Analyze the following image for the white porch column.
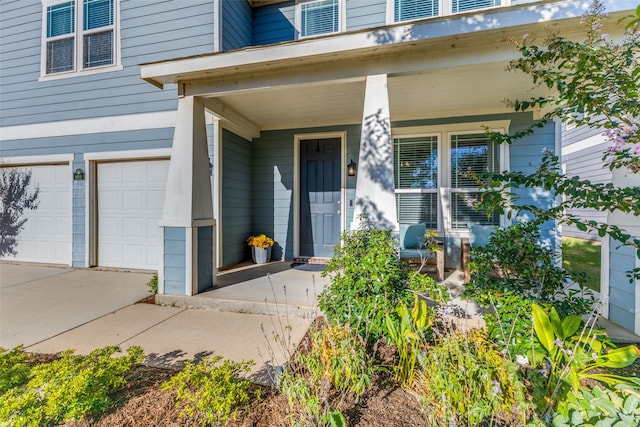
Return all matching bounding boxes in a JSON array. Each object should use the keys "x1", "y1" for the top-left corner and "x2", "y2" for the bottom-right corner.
[
  {"x1": 159, "y1": 96, "x2": 216, "y2": 296},
  {"x1": 350, "y1": 74, "x2": 398, "y2": 231}
]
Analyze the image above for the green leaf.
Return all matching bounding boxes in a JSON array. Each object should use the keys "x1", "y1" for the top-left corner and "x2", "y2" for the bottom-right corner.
[
  {"x1": 576, "y1": 222, "x2": 588, "y2": 232},
  {"x1": 550, "y1": 307, "x2": 563, "y2": 338},
  {"x1": 561, "y1": 315, "x2": 582, "y2": 340},
  {"x1": 603, "y1": 346, "x2": 639, "y2": 368},
  {"x1": 532, "y1": 303, "x2": 555, "y2": 353}
]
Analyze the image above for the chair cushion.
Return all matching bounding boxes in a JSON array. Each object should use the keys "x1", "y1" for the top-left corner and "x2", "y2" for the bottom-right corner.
[
  {"x1": 469, "y1": 224, "x2": 494, "y2": 247},
  {"x1": 400, "y1": 223, "x2": 426, "y2": 249}
]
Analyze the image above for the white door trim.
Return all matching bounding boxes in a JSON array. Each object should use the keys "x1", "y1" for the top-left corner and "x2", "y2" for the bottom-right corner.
[{"x1": 293, "y1": 131, "x2": 346, "y2": 258}]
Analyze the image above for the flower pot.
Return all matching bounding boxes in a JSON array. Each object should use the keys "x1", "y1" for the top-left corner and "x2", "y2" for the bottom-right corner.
[{"x1": 251, "y1": 246, "x2": 271, "y2": 264}]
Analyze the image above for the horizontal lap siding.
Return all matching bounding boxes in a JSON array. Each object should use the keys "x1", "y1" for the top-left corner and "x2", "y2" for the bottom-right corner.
[
  {"x1": 222, "y1": 0, "x2": 252, "y2": 50},
  {"x1": 0, "y1": 128, "x2": 175, "y2": 157},
  {"x1": 251, "y1": 125, "x2": 360, "y2": 260},
  {"x1": 252, "y1": 1, "x2": 295, "y2": 45},
  {"x1": 608, "y1": 238, "x2": 636, "y2": 330},
  {"x1": 346, "y1": 0, "x2": 386, "y2": 31},
  {"x1": 1, "y1": 0, "x2": 214, "y2": 129},
  {"x1": 562, "y1": 141, "x2": 612, "y2": 240},
  {"x1": 222, "y1": 130, "x2": 252, "y2": 267}
]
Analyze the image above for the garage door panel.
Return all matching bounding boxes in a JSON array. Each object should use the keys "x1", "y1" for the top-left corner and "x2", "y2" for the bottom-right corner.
[
  {"x1": 0, "y1": 165, "x2": 72, "y2": 265},
  {"x1": 97, "y1": 160, "x2": 168, "y2": 270}
]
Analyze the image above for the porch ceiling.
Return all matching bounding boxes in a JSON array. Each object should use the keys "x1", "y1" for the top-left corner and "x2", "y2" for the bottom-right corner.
[{"x1": 203, "y1": 59, "x2": 540, "y2": 135}]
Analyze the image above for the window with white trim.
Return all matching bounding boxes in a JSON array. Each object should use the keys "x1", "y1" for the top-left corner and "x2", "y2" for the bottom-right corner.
[
  {"x1": 393, "y1": 131, "x2": 502, "y2": 232},
  {"x1": 298, "y1": 0, "x2": 341, "y2": 38},
  {"x1": 452, "y1": 0, "x2": 501, "y2": 14},
  {"x1": 449, "y1": 133, "x2": 500, "y2": 229},
  {"x1": 43, "y1": 0, "x2": 117, "y2": 76},
  {"x1": 394, "y1": 135, "x2": 439, "y2": 229},
  {"x1": 392, "y1": 0, "x2": 504, "y2": 22}
]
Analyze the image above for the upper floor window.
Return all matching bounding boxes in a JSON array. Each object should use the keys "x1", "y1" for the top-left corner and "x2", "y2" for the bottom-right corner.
[
  {"x1": 392, "y1": 0, "x2": 504, "y2": 23},
  {"x1": 298, "y1": 0, "x2": 341, "y2": 38},
  {"x1": 452, "y1": 0, "x2": 500, "y2": 14},
  {"x1": 394, "y1": 0, "x2": 438, "y2": 22},
  {"x1": 42, "y1": 0, "x2": 118, "y2": 78}
]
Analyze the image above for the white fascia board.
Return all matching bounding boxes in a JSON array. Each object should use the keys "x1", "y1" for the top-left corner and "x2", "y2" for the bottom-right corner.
[
  {"x1": 84, "y1": 148, "x2": 172, "y2": 161},
  {"x1": 1, "y1": 111, "x2": 176, "y2": 141},
  {"x1": 140, "y1": 0, "x2": 634, "y2": 87},
  {"x1": 0, "y1": 154, "x2": 74, "y2": 165}
]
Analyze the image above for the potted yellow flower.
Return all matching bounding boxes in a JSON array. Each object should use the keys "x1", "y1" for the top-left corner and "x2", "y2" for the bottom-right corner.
[{"x1": 246, "y1": 234, "x2": 275, "y2": 264}]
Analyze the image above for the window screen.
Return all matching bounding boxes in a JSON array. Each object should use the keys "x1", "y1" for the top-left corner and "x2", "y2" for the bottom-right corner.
[
  {"x1": 46, "y1": 2, "x2": 75, "y2": 74},
  {"x1": 394, "y1": 0, "x2": 438, "y2": 22},
  {"x1": 301, "y1": 0, "x2": 339, "y2": 37}
]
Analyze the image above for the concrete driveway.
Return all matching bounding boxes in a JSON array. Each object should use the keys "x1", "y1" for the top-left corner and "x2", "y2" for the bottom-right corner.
[{"x1": 0, "y1": 262, "x2": 318, "y2": 379}]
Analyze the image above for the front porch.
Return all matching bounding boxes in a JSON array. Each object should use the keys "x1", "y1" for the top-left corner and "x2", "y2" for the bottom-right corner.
[{"x1": 140, "y1": 9, "x2": 560, "y2": 296}]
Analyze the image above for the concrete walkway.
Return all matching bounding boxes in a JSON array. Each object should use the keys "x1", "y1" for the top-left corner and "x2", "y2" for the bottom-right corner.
[{"x1": 0, "y1": 261, "x2": 324, "y2": 382}]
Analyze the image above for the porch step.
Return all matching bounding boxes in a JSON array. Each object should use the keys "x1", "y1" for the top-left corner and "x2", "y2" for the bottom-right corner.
[
  {"x1": 292, "y1": 257, "x2": 330, "y2": 265},
  {"x1": 154, "y1": 294, "x2": 318, "y2": 319}
]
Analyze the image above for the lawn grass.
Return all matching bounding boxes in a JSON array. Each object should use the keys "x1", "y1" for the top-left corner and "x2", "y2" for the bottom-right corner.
[{"x1": 562, "y1": 236, "x2": 601, "y2": 292}]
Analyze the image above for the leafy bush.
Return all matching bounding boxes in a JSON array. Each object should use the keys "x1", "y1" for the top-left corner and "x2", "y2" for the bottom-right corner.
[
  {"x1": 552, "y1": 385, "x2": 640, "y2": 426},
  {"x1": 466, "y1": 222, "x2": 592, "y2": 315},
  {"x1": 527, "y1": 303, "x2": 640, "y2": 418},
  {"x1": 319, "y1": 220, "x2": 446, "y2": 344},
  {"x1": 146, "y1": 274, "x2": 158, "y2": 294},
  {"x1": 162, "y1": 355, "x2": 256, "y2": 426},
  {"x1": 385, "y1": 294, "x2": 436, "y2": 387},
  {"x1": 0, "y1": 346, "x2": 143, "y2": 427},
  {"x1": 278, "y1": 322, "x2": 373, "y2": 426},
  {"x1": 0, "y1": 346, "x2": 30, "y2": 394},
  {"x1": 414, "y1": 329, "x2": 531, "y2": 426}
]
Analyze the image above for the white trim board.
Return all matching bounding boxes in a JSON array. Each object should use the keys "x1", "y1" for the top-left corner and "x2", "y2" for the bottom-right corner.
[
  {"x1": 0, "y1": 154, "x2": 74, "y2": 165},
  {"x1": 1, "y1": 111, "x2": 176, "y2": 141},
  {"x1": 563, "y1": 133, "x2": 606, "y2": 156}
]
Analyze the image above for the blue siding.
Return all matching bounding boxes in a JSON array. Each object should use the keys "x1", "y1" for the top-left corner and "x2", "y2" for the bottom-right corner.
[
  {"x1": 164, "y1": 227, "x2": 186, "y2": 295},
  {"x1": 346, "y1": 0, "x2": 386, "y2": 31},
  {"x1": 0, "y1": 128, "x2": 174, "y2": 158},
  {"x1": 222, "y1": 129, "x2": 252, "y2": 267},
  {"x1": 252, "y1": 1, "x2": 295, "y2": 45},
  {"x1": 222, "y1": 0, "x2": 252, "y2": 50},
  {"x1": 609, "y1": 237, "x2": 636, "y2": 330},
  {"x1": 1, "y1": 0, "x2": 214, "y2": 128},
  {"x1": 197, "y1": 226, "x2": 213, "y2": 292},
  {"x1": 251, "y1": 125, "x2": 360, "y2": 260},
  {"x1": 72, "y1": 153, "x2": 85, "y2": 267}
]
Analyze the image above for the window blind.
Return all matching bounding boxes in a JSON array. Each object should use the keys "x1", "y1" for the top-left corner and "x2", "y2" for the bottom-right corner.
[
  {"x1": 301, "y1": 0, "x2": 338, "y2": 37},
  {"x1": 84, "y1": 0, "x2": 113, "y2": 30},
  {"x1": 450, "y1": 134, "x2": 498, "y2": 188},
  {"x1": 396, "y1": 193, "x2": 438, "y2": 228},
  {"x1": 394, "y1": 136, "x2": 438, "y2": 189},
  {"x1": 394, "y1": 0, "x2": 438, "y2": 22},
  {"x1": 450, "y1": 192, "x2": 499, "y2": 229},
  {"x1": 452, "y1": 0, "x2": 500, "y2": 13},
  {"x1": 47, "y1": 2, "x2": 75, "y2": 37}
]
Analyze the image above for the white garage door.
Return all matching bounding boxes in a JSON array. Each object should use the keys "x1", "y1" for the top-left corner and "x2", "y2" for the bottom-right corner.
[
  {"x1": 97, "y1": 160, "x2": 169, "y2": 270},
  {"x1": 0, "y1": 164, "x2": 72, "y2": 265}
]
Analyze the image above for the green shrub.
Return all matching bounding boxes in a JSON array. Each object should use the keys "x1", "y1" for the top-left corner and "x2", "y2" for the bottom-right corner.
[
  {"x1": 147, "y1": 274, "x2": 158, "y2": 294},
  {"x1": 466, "y1": 222, "x2": 593, "y2": 316},
  {"x1": 385, "y1": 294, "x2": 436, "y2": 387},
  {"x1": 0, "y1": 346, "x2": 143, "y2": 427},
  {"x1": 0, "y1": 346, "x2": 30, "y2": 395},
  {"x1": 278, "y1": 322, "x2": 373, "y2": 426},
  {"x1": 414, "y1": 330, "x2": 531, "y2": 426},
  {"x1": 552, "y1": 385, "x2": 640, "y2": 426},
  {"x1": 162, "y1": 355, "x2": 256, "y2": 426},
  {"x1": 319, "y1": 220, "x2": 446, "y2": 344}
]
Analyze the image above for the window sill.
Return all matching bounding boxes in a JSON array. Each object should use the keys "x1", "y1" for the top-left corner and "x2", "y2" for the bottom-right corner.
[{"x1": 39, "y1": 64, "x2": 123, "y2": 82}]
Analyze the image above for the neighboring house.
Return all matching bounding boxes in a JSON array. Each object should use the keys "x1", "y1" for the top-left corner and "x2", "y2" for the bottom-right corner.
[
  {"x1": 561, "y1": 123, "x2": 612, "y2": 241},
  {"x1": 2, "y1": 1, "x2": 637, "y2": 314}
]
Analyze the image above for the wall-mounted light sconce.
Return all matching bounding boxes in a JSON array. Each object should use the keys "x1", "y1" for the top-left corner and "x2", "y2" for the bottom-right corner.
[
  {"x1": 347, "y1": 159, "x2": 357, "y2": 177},
  {"x1": 73, "y1": 168, "x2": 85, "y2": 181}
]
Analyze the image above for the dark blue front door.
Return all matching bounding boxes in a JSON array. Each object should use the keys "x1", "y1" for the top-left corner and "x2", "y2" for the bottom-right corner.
[{"x1": 300, "y1": 138, "x2": 341, "y2": 258}]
